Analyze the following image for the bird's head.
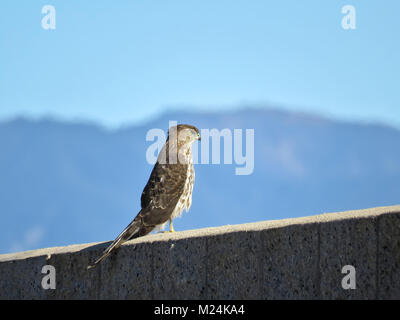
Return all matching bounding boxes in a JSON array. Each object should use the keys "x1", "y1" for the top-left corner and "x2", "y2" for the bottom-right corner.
[{"x1": 168, "y1": 124, "x2": 201, "y2": 145}]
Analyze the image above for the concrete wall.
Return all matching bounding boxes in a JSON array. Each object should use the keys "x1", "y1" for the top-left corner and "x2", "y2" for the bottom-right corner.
[{"x1": 1, "y1": 205, "x2": 399, "y2": 300}]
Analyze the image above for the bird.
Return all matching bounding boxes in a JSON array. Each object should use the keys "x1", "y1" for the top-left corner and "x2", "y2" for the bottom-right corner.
[{"x1": 88, "y1": 124, "x2": 201, "y2": 269}]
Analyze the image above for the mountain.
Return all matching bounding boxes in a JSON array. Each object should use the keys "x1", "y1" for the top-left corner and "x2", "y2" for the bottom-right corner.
[{"x1": 1, "y1": 108, "x2": 399, "y2": 253}]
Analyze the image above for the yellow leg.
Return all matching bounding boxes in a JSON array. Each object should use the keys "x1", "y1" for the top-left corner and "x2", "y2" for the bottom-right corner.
[
  {"x1": 169, "y1": 219, "x2": 175, "y2": 233},
  {"x1": 160, "y1": 219, "x2": 176, "y2": 233}
]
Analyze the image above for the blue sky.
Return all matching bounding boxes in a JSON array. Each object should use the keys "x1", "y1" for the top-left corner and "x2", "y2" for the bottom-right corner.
[{"x1": 0, "y1": 0, "x2": 399, "y2": 128}]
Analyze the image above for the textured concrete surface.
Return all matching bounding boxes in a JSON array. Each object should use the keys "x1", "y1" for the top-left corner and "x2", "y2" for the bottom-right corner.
[{"x1": 0, "y1": 205, "x2": 399, "y2": 299}]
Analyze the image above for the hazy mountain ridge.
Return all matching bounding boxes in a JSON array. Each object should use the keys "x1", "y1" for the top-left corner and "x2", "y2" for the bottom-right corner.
[{"x1": 1, "y1": 108, "x2": 399, "y2": 253}]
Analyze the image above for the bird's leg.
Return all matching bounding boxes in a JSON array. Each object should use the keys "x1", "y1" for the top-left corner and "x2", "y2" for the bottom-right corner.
[
  {"x1": 169, "y1": 219, "x2": 175, "y2": 233},
  {"x1": 160, "y1": 219, "x2": 176, "y2": 233}
]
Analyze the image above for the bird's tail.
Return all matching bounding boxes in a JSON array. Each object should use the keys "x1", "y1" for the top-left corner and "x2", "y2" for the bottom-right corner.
[{"x1": 87, "y1": 216, "x2": 142, "y2": 270}]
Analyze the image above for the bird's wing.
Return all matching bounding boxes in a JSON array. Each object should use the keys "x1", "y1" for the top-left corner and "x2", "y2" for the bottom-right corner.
[{"x1": 140, "y1": 162, "x2": 188, "y2": 226}]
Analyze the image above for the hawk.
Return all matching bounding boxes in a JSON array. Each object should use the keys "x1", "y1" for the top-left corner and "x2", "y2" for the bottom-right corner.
[{"x1": 88, "y1": 124, "x2": 201, "y2": 269}]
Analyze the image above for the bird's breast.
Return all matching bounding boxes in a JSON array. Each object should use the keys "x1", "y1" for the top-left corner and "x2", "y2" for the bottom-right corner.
[{"x1": 171, "y1": 162, "x2": 195, "y2": 220}]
